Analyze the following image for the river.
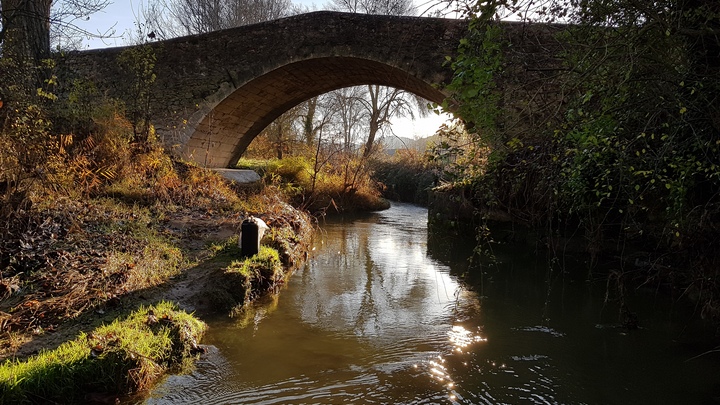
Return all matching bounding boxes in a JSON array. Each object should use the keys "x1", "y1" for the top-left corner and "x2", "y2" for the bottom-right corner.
[{"x1": 142, "y1": 202, "x2": 720, "y2": 404}]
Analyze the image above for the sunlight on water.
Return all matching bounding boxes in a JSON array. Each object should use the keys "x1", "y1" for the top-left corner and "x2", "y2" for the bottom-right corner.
[
  {"x1": 411, "y1": 324, "x2": 492, "y2": 403},
  {"x1": 448, "y1": 325, "x2": 488, "y2": 350}
]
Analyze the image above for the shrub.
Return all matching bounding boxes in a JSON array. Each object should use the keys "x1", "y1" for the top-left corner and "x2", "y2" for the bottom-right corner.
[{"x1": 372, "y1": 149, "x2": 439, "y2": 205}]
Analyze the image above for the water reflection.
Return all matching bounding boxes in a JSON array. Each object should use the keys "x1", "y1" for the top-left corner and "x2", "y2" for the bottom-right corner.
[
  {"x1": 144, "y1": 203, "x2": 471, "y2": 404},
  {"x1": 143, "y1": 202, "x2": 720, "y2": 405}
]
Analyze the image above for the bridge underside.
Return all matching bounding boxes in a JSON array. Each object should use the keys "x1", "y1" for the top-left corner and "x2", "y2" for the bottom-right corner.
[{"x1": 182, "y1": 56, "x2": 448, "y2": 168}]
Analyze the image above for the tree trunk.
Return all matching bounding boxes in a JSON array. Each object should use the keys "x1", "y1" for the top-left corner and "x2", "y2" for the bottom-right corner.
[
  {"x1": 363, "y1": 111, "x2": 379, "y2": 158},
  {"x1": 1, "y1": 0, "x2": 53, "y2": 65},
  {"x1": 275, "y1": 124, "x2": 284, "y2": 159},
  {"x1": 303, "y1": 97, "x2": 317, "y2": 146},
  {"x1": 362, "y1": 85, "x2": 382, "y2": 158}
]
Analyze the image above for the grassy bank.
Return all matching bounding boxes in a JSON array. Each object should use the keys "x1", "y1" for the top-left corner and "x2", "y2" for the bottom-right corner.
[
  {"x1": 0, "y1": 111, "x2": 315, "y2": 351},
  {"x1": 0, "y1": 154, "x2": 313, "y2": 399},
  {"x1": 0, "y1": 302, "x2": 206, "y2": 404},
  {"x1": 196, "y1": 213, "x2": 312, "y2": 316}
]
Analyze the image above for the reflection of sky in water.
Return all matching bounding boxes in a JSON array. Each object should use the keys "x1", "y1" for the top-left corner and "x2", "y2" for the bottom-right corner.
[{"x1": 298, "y1": 204, "x2": 462, "y2": 345}]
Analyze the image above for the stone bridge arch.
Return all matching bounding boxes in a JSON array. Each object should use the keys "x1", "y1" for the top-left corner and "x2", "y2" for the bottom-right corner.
[
  {"x1": 186, "y1": 56, "x2": 449, "y2": 167},
  {"x1": 59, "y1": 11, "x2": 564, "y2": 168},
  {"x1": 168, "y1": 11, "x2": 469, "y2": 168},
  {"x1": 60, "y1": 11, "x2": 468, "y2": 168}
]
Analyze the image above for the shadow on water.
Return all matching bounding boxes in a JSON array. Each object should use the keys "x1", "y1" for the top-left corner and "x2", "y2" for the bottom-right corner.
[{"x1": 141, "y1": 202, "x2": 720, "y2": 405}]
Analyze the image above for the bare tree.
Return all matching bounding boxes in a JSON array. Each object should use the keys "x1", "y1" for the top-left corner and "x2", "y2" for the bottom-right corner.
[
  {"x1": 145, "y1": 0, "x2": 292, "y2": 37},
  {"x1": 226, "y1": 0, "x2": 291, "y2": 27},
  {"x1": 330, "y1": 0, "x2": 416, "y2": 15},
  {"x1": 326, "y1": 0, "x2": 430, "y2": 158},
  {"x1": 168, "y1": 0, "x2": 226, "y2": 35},
  {"x1": 50, "y1": 0, "x2": 113, "y2": 49},
  {"x1": 360, "y1": 85, "x2": 424, "y2": 157},
  {"x1": 300, "y1": 95, "x2": 336, "y2": 147},
  {"x1": 330, "y1": 86, "x2": 368, "y2": 151}
]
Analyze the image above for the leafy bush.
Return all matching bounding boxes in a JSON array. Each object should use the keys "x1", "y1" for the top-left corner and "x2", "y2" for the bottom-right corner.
[{"x1": 265, "y1": 156, "x2": 314, "y2": 190}]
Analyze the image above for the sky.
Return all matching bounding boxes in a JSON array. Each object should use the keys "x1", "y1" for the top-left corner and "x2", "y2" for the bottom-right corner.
[{"x1": 72, "y1": 0, "x2": 452, "y2": 140}]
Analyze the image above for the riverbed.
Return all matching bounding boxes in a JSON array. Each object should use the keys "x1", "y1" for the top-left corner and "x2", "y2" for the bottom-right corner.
[{"x1": 141, "y1": 202, "x2": 720, "y2": 404}]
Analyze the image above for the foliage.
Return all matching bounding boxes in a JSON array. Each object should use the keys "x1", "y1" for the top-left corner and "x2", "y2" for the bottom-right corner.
[
  {"x1": 0, "y1": 301, "x2": 206, "y2": 404},
  {"x1": 0, "y1": 14, "x2": 317, "y2": 376},
  {"x1": 371, "y1": 148, "x2": 439, "y2": 205},
  {"x1": 440, "y1": 0, "x2": 720, "y2": 318},
  {"x1": 429, "y1": 119, "x2": 491, "y2": 188},
  {"x1": 239, "y1": 155, "x2": 389, "y2": 214},
  {"x1": 53, "y1": 107, "x2": 135, "y2": 195},
  {"x1": 442, "y1": 22, "x2": 502, "y2": 143},
  {"x1": 0, "y1": 104, "x2": 55, "y2": 210},
  {"x1": 435, "y1": 18, "x2": 505, "y2": 208},
  {"x1": 0, "y1": 54, "x2": 59, "y2": 218},
  {"x1": 553, "y1": 20, "x2": 720, "y2": 238},
  {"x1": 265, "y1": 156, "x2": 314, "y2": 191},
  {"x1": 117, "y1": 43, "x2": 158, "y2": 143}
]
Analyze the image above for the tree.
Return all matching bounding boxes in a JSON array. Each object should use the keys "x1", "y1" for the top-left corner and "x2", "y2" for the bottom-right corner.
[
  {"x1": 0, "y1": 0, "x2": 110, "y2": 62},
  {"x1": 145, "y1": 0, "x2": 292, "y2": 37},
  {"x1": 165, "y1": 0, "x2": 227, "y2": 35},
  {"x1": 1, "y1": 0, "x2": 53, "y2": 64},
  {"x1": 325, "y1": 86, "x2": 367, "y2": 152},
  {"x1": 328, "y1": 0, "x2": 430, "y2": 158},
  {"x1": 360, "y1": 85, "x2": 427, "y2": 158},
  {"x1": 263, "y1": 104, "x2": 302, "y2": 159},
  {"x1": 300, "y1": 95, "x2": 335, "y2": 147},
  {"x1": 330, "y1": 0, "x2": 416, "y2": 15},
  {"x1": 0, "y1": 0, "x2": 111, "y2": 218},
  {"x1": 226, "y1": 0, "x2": 291, "y2": 27}
]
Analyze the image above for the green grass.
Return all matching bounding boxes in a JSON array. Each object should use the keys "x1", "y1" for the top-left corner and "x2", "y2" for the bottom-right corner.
[
  {"x1": 0, "y1": 302, "x2": 206, "y2": 404},
  {"x1": 237, "y1": 157, "x2": 313, "y2": 188},
  {"x1": 235, "y1": 157, "x2": 271, "y2": 172},
  {"x1": 227, "y1": 246, "x2": 281, "y2": 279},
  {"x1": 208, "y1": 235, "x2": 242, "y2": 257},
  {"x1": 220, "y1": 246, "x2": 283, "y2": 311}
]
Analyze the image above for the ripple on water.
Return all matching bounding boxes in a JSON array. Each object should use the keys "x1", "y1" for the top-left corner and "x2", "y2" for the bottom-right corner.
[{"x1": 512, "y1": 325, "x2": 566, "y2": 337}]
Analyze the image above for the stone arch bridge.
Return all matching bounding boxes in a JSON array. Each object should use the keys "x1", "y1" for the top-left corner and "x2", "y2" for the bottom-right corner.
[{"x1": 60, "y1": 11, "x2": 562, "y2": 168}]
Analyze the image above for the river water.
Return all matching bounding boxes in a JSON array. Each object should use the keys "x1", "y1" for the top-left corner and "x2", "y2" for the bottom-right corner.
[{"x1": 143, "y1": 203, "x2": 720, "y2": 404}]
